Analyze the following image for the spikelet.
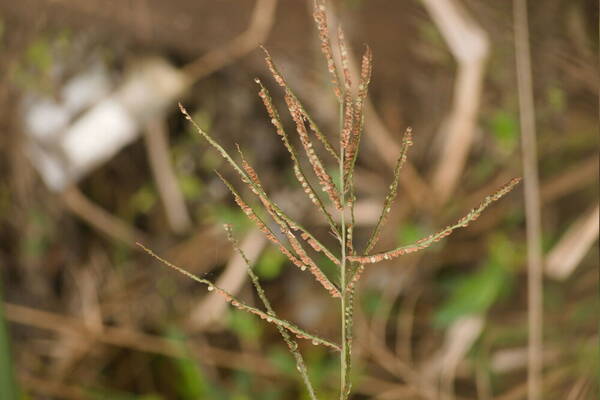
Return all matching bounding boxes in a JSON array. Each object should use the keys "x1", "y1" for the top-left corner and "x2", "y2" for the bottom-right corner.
[
  {"x1": 285, "y1": 93, "x2": 343, "y2": 210},
  {"x1": 223, "y1": 225, "x2": 319, "y2": 398},
  {"x1": 255, "y1": 79, "x2": 339, "y2": 232},
  {"x1": 337, "y1": 26, "x2": 352, "y2": 92},
  {"x1": 349, "y1": 178, "x2": 522, "y2": 264},
  {"x1": 137, "y1": 242, "x2": 340, "y2": 351},
  {"x1": 363, "y1": 127, "x2": 413, "y2": 255},
  {"x1": 235, "y1": 149, "x2": 341, "y2": 297},
  {"x1": 180, "y1": 103, "x2": 338, "y2": 267},
  {"x1": 341, "y1": 93, "x2": 356, "y2": 184},
  {"x1": 261, "y1": 47, "x2": 340, "y2": 162},
  {"x1": 313, "y1": 0, "x2": 341, "y2": 100},
  {"x1": 215, "y1": 172, "x2": 308, "y2": 271}
]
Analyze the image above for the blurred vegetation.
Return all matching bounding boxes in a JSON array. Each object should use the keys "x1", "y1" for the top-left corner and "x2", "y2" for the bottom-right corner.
[{"x1": 0, "y1": 0, "x2": 597, "y2": 399}]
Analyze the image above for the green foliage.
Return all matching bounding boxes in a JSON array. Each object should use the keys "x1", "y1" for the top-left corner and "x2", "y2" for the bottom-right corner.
[
  {"x1": 178, "y1": 174, "x2": 204, "y2": 202},
  {"x1": 256, "y1": 247, "x2": 286, "y2": 280},
  {"x1": 130, "y1": 184, "x2": 158, "y2": 215},
  {"x1": 435, "y1": 235, "x2": 517, "y2": 327},
  {"x1": 396, "y1": 222, "x2": 427, "y2": 246},
  {"x1": 360, "y1": 288, "x2": 383, "y2": 317},
  {"x1": 165, "y1": 329, "x2": 225, "y2": 400},
  {"x1": 267, "y1": 347, "x2": 298, "y2": 377},
  {"x1": 20, "y1": 208, "x2": 52, "y2": 260},
  {"x1": 546, "y1": 86, "x2": 566, "y2": 112},
  {"x1": 228, "y1": 308, "x2": 264, "y2": 344},
  {"x1": 489, "y1": 110, "x2": 518, "y2": 153},
  {"x1": 210, "y1": 203, "x2": 252, "y2": 233}
]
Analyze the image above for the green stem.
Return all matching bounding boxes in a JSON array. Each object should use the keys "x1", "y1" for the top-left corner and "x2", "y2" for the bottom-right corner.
[{"x1": 339, "y1": 101, "x2": 349, "y2": 400}]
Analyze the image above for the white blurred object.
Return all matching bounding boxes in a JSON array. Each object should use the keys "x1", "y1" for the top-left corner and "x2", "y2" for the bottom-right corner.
[
  {"x1": 24, "y1": 58, "x2": 187, "y2": 191},
  {"x1": 545, "y1": 205, "x2": 599, "y2": 280}
]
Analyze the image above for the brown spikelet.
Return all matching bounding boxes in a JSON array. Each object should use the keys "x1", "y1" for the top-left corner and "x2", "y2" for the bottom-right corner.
[
  {"x1": 300, "y1": 232, "x2": 341, "y2": 266},
  {"x1": 260, "y1": 49, "x2": 340, "y2": 162},
  {"x1": 313, "y1": 0, "x2": 341, "y2": 100},
  {"x1": 216, "y1": 172, "x2": 307, "y2": 269},
  {"x1": 219, "y1": 167, "x2": 340, "y2": 297},
  {"x1": 337, "y1": 26, "x2": 352, "y2": 91},
  {"x1": 363, "y1": 127, "x2": 413, "y2": 254},
  {"x1": 344, "y1": 45, "x2": 373, "y2": 192},
  {"x1": 255, "y1": 79, "x2": 340, "y2": 234},
  {"x1": 286, "y1": 230, "x2": 341, "y2": 298},
  {"x1": 285, "y1": 93, "x2": 343, "y2": 210},
  {"x1": 349, "y1": 177, "x2": 522, "y2": 264},
  {"x1": 341, "y1": 92, "x2": 356, "y2": 181}
]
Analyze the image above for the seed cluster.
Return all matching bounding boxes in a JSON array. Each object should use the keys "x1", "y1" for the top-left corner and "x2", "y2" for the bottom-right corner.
[
  {"x1": 313, "y1": 1, "x2": 341, "y2": 100},
  {"x1": 285, "y1": 94, "x2": 343, "y2": 210},
  {"x1": 350, "y1": 177, "x2": 522, "y2": 264}
]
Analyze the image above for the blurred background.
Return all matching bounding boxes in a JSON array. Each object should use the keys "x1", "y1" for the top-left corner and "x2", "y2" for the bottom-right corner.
[{"x1": 0, "y1": 0, "x2": 597, "y2": 399}]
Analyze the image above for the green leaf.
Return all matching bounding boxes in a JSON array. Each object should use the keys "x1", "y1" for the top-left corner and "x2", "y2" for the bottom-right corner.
[
  {"x1": 130, "y1": 185, "x2": 157, "y2": 214},
  {"x1": 435, "y1": 235, "x2": 516, "y2": 327},
  {"x1": 164, "y1": 328, "x2": 224, "y2": 400},
  {"x1": 178, "y1": 175, "x2": 203, "y2": 201},
  {"x1": 228, "y1": 309, "x2": 263, "y2": 344},
  {"x1": 489, "y1": 110, "x2": 518, "y2": 153},
  {"x1": 267, "y1": 347, "x2": 297, "y2": 377},
  {"x1": 256, "y1": 247, "x2": 286, "y2": 280},
  {"x1": 397, "y1": 222, "x2": 427, "y2": 245}
]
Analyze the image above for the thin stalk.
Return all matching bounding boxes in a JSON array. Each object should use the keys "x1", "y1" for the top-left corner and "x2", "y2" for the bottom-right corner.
[
  {"x1": 338, "y1": 100, "x2": 350, "y2": 399},
  {"x1": 513, "y1": 0, "x2": 543, "y2": 399}
]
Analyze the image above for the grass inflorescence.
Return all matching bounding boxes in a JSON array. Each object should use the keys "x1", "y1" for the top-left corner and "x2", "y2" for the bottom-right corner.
[{"x1": 138, "y1": 1, "x2": 520, "y2": 398}]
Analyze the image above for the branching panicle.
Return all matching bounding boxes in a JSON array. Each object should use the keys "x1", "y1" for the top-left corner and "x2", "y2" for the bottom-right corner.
[
  {"x1": 349, "y1": 178, "x2": 522, "y2": 264},
  {"x1": 224, "y1": 225, "x2": 319, "y2": 400},
  {"x1": 364, "y1": 127, "x2": 413, "y2": 254},
  {"x1": 285, "y1": 93, "x2": 343, "y2": 210},
  {"x1": 137, "y1": 242, "x2": 340, "y2": 351},
  {"x1": 157, "y1": 4, "x2": 521, "y2": 399},
  {"x1": 313, "y1": 0, "x2": 342, "y2": 100}
]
